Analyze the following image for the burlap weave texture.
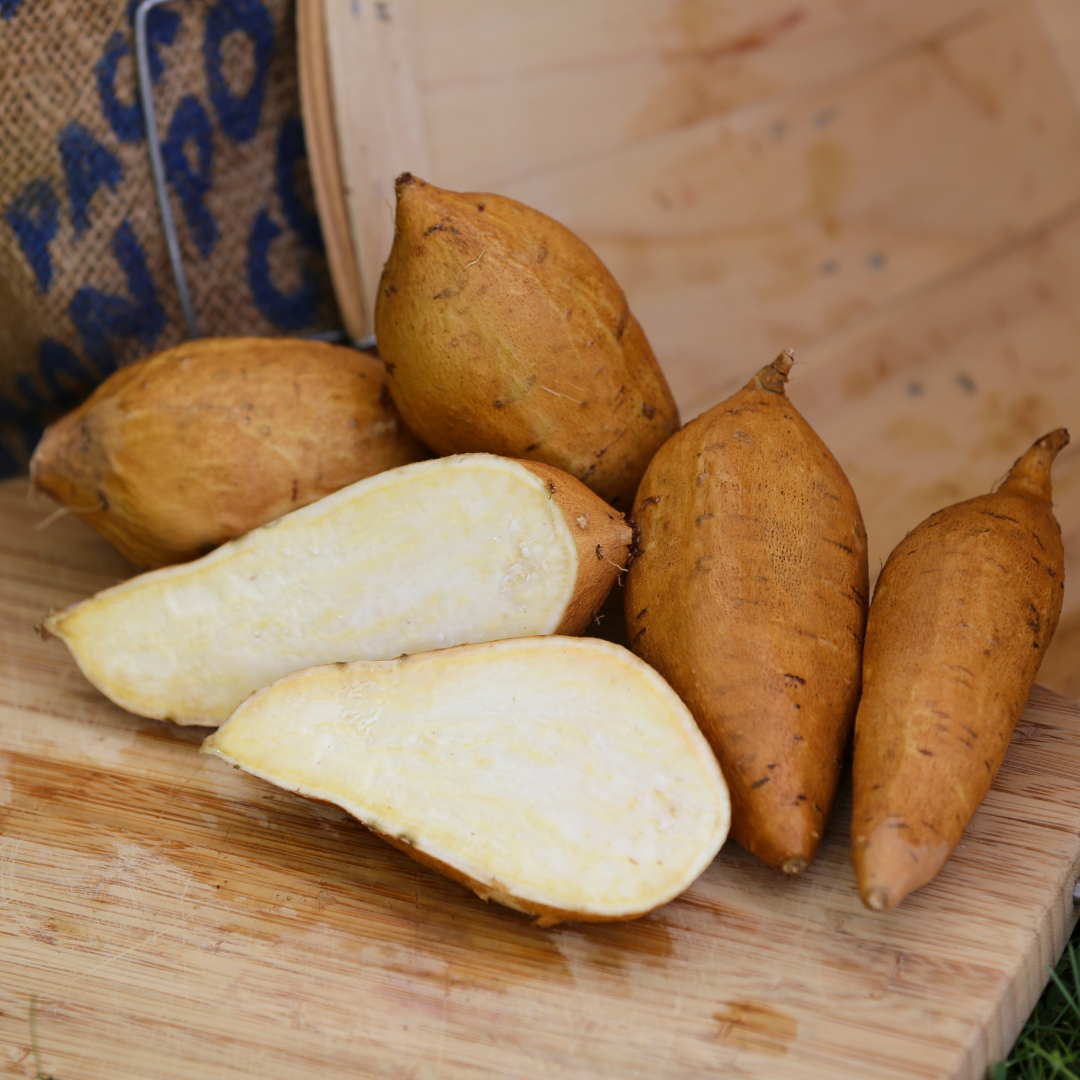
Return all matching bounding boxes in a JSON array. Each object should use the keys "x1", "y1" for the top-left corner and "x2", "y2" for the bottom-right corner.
[{"x1": 0, "y1": 0, "x2": 338, "y2": 476}]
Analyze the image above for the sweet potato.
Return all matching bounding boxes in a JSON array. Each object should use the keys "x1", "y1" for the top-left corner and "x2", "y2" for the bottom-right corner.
[
  {"x1": 374, "y1": 173, "x2": 680, "y2": 511},
  {"x1": 202, "y1": 636, "x2": 730, "y2": 926},
  {"x1": 30, "y1": 337, "x2": 428, "y2": 568},
  {"x1": 44, "y1": 454, "x2": 633, "y2": 726},
  {"x1": 625, "y1": 352, "x2": 869, "y2": 874},
  {"x1": 851, "y1": 429, "x2": 1069, "y2": 912}
]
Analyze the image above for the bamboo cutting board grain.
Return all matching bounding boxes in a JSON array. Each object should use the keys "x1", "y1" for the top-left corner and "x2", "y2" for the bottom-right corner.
[{"x1": 1, "y1": 478, "x2": 1080, "y2": 1079}]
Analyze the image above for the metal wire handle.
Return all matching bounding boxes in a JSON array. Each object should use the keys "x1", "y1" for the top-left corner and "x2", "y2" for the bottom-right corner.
[
  {"x1": 134, "y1": 0, "x2": 374, "y2": 349},
  {"x1": 135, "y1": 0, "x2": 200, "y2": 339}
]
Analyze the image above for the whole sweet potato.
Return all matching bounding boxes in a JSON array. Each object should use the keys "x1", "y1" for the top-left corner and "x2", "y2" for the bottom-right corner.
[
  {"x1": 30, "y1": 337, "x2": 428, "y2": 568},
  {"x1": 851, "y1": 429, "x2": 1069, "y2": 912},
  {"x1": 625, "y1": 351, "x2": 869, "y2": 874},
  {"x1": 374, "y1": 173, "x2": 680, "y2": 511}
]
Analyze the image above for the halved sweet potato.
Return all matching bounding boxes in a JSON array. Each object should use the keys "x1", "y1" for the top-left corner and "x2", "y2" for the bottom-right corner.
[
  {"x1": 44, "y1": 455, "x2": 632, "y2": 726},
  {"x1": 203, "y1": 636, "x2": 730, "y2": 925}
]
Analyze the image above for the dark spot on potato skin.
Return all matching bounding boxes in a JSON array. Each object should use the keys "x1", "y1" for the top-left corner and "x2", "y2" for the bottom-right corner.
[
  {"x1": 751, "y1": 777, "x2": 770, "y2": 789},
  {"x1": 423, "y1": 222, "x2": 460, "y2": 236},
  {"x1": 595, "y1": 544, "x2": 603, "y2": 560},
  {"x1": 1027, "y1": 602, "x2": 1042, "y2": 638},
  {"x1": 642, "y1": 402, "x2": 656, "y2": 419}
]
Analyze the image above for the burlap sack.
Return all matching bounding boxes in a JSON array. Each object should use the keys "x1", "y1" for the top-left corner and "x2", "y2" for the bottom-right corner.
[{"x1": 0, "y1": 0, "x2": 339, "y2": 477}]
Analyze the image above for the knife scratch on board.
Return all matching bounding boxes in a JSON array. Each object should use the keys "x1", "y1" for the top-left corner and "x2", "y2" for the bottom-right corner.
[{"x1": 28, "y1": 994, "x2": 57, "y2": 1080}]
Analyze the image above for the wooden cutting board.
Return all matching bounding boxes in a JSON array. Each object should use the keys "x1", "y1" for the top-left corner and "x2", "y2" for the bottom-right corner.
[{"x1": 1, "y1": 477, "x2": 1079, "y2": 1080}]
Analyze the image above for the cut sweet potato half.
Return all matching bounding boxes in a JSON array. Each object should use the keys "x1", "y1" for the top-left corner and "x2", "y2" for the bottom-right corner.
[
  {"x1": 203, "y1": 636, "x2": 730, "y2": 925},
  {"x1": 45, "y1": 455, "x2": 631, "y2": 726}
]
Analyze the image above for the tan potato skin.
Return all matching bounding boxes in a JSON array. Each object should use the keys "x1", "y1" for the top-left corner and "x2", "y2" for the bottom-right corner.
[
  {"x1": 374, "y1": 830, "x2": 657, "y2": 929},
  {"x1": 851, "y1": 429, "x2": 1069, "y2": 912},
  {"x1": 30, "y1": 337, "x2": 429, "y2": 568},
  {"x1": 515, "y1": 459, "x2": 634, "y2": 634},
  {"x1": 374, "y1": 173, "x2": 680, "y2": 511},
  {"x1": 625, "y1": 352, "x2": 869, "y2": 873}
]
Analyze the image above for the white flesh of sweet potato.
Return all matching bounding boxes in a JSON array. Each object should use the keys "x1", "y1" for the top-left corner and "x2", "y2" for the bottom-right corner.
[
  {"x1": 45, "y1": 455, "x2": 629, "y2": 726},
  {"x1": 203, "y1": 637, "x2": 730, "y2": 925}
]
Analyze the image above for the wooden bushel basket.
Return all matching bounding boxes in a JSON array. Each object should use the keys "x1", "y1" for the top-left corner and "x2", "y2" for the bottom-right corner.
[{"x1": 300, "y1": 0, "x2": 1080, "y2": 701}]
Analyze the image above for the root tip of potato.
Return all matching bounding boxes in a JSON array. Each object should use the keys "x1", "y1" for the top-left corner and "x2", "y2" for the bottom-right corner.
[
  {"x1": 1037, "y1": 427, "x2": 1070, "y2": 452},
  {"x1": 1002, "y1": 426, "x2": 1071, "y2": 499},
  {"x1": 781, "y1": 857, "x2": 808, "y2": 875},
  {"x1": 864, "y1": 889, "x2": 889, "y2": 912},
  {"x1": 753, "y1": 351, "x2": 794, "y2": 395}
]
